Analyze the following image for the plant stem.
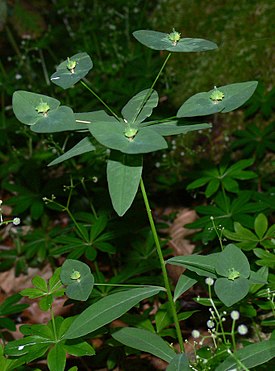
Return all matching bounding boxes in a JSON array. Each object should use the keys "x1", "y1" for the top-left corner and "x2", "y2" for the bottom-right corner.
[
  {"x1": 208, "y1": 284, "x2": 227, "y2": 344},
  {"x1": 80, "y1": 80, "x2": 119, "y2": 120},
  {"x1": 140, "y1": 177, "x2": 184, "y2": 352},
  {"x1": 231, "y1": 320, "x2": 237, "y2": 352},
  {"x1": 50, "y1": 307, "x2": 57, "y2": 341},
  {"x1": 132, "y1": 52, "x2": 172, "y2": 126}
]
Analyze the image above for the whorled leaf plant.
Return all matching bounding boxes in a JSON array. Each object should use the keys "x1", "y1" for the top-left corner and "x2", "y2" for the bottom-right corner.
[{"x1": 12, "y1": 27, "x2": 258, "y2": 365}]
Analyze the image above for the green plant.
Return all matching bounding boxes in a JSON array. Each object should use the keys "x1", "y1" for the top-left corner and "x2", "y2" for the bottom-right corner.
[{"x1": 7, "y1": 26, "x2": 274, "y2": 371}]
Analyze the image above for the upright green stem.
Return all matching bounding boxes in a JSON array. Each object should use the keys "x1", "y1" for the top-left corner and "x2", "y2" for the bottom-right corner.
[
  {"x1": 132, "y1": 53, "x2": 172, "y2": 126},
  {"x1": 50, "y1": 307, "x2": 57, "y2": 341},
  {"x1": 231, "y1": 320, "x2": 237, "y2": 352},
  {"x1": 80, "y1": 80, "x2": 119, "y2": 120},
  {"x1": 140, "y1": 178, "x2": 184, "y2": 352}
]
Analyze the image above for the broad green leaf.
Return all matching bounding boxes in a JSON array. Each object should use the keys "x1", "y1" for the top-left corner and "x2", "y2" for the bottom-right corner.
[
  {"x1": 32, "y1": 276, "x2": 47, "y2": 292},
  {"x1": 50, "y1": 52, "x2": 93, "y2": 89},
  {"x1": 63, "y1": 286, "x2": 163, "y2": 339},
  {"x1": 249, "y1": 269, "x2": 268, "y2": 286},
  {"x1": 107, "y1": 151, "x2": 143, "y2": 216},
  {"x1": 20, "y1": 323, "x2": 53, "y2": 339},
  {"x1": 177, "y1": 311, "x2": 199, "y2": 321},
  {"x1": 215, "y1": 340, "x2": 275, "y2": 370},
  {"x1": 155, "y1": 303, "x2": 173, "y2": 333},
  {"x1": 187, "y1": 176, "x2": 212, "y2": 190},
  {"x1": 221, "y1": 177, "x2": 239, "y2": 193},
  {"x1": 174, "y1": 274, "x2": 197, "y2": 302},
  {"x1": 214, "y1": 277, "x2": 250, "y2": 307},
  {"x1": 133, "y1": 30, "x2": 217, "y2": 52},
  {"x1": 167, "y1": 353, "x2": 190, "y2": 371},
  {"x1": 266, "y1": 224, "x2": 275, "y2": 238},
  {"x1": 89, "y1": 119, "x2": 167, "y2": 154},
  {"x1": 215, "y1": 244, "x2": 250, "y2": 278},
  {"x1": 13, "y1": 90, "x2": 59, "y2": 125},
  {"x1": 63, "y1": 339, "x2": 95, "y2": 357},
  {"x1": 4, "y1": 335, "x2": 52, "y2": 357},
  {"x1": 122, "y1": 89, "x2": 159, "y2": 126},
  {"x1": 225, "y1": 158, "x2": 255, "y2": 175},
  {"x1": 234, "y1": 222, "x2": 258, "y2": 241},
  {"x1": 177, "y1": 91, "x2": 224, "y2": 117},
  {"x1": 48, "y1": 137, "x2": 95, "y2": 166},
  {"x1": 254, "y1": 213, "x2": 268, "y2": 239},
  {"x1": 31, "y1": 106, "x2": 76, "y2": 133},
  {"x1": 47, "y1": 343, "x2": 66, "y2": 371},
  {"x1": 112, "y1": 327, "x2": 176, "y2": 362},
  {"x1": 20, "y1": 287, "x2": 44, "y2": 299},
  {"x1": 221, "y1": 81, "x2": 258, "y2": 113},
  {"x1": 166, "y1": 254, "x2": 218, "y2": 278},
  {"x1": 177, "y1": 81, "x2": 258, "y2": 117},
  {"x1": 148, "y1": 122, "x2": 211, "y2": 136},
  {"x1": 205, "y1": 178, "x2": 220, "y2": 198},
  {"x1": 60, "y1": 259, "x2": 94, "y2": 301}
]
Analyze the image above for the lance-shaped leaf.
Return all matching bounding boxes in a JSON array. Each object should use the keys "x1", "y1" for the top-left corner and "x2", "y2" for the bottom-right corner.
[
  {"x1": 47, "y1": 343, "x2": 66, "y2": 371},
  {"x1": 166, "y1": 254, "x2": 218, "y2": 278},
  {"x1": 63, "y1": 286, "x2": 164, "y2": 339},
  {"x1": 50, "y1": 52, "x2": 93, "y2": 89},
  {"x1": 121, "y1": 89, "x2": 159, "y2": 126},
  {"x1": 148, "y1": 121, "x2": 211, "y2": 136},
  {"x1": 167, "y1": 353, "x2": 190, "y2": 371},
  {"x1": 177, "y1": 81, "x2": 258, "y2": 117},
  {"x1": 112, "y1": 328, "x2": 176, "y2": 362},
  {"x1": 48, "y1": 137, "x2": 95, "y2": 166},
  {"x1": 173, "y1": 274, "x2": 197, "y2": 302},
  {"x1": 215, "y1": 340, "x2": 275, "y2": 371},
  {"x1": 107, "y1": 151, "x2": 143, "y2": 216},
  {"x1": 133, "y1": 30, "x2": 217, "y2": 52},
  {"x1": 4, "y1": 335, "x2": 51, "y2": 358}
]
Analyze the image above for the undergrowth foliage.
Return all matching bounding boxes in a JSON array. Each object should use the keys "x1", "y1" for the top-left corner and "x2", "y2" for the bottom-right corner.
[{"x1": 0, "y1": 26, "x2": 274, "y2": 371}]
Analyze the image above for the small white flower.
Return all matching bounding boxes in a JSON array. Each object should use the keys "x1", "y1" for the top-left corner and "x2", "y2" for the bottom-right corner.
[
  {"x1": 12, "y1": 217, "x2": 21, "y2": 226},
  {"x1": 230, "y1": 310, "x2": 240, "y2": 321},
  {"x1": 205, "y1": 277, "x2": 214, "y2": 286},
  {"x1": 237, "y1": 324, "x2": 248, "y2": 335},
  {"x1": 15, "y1": 73, "x2": 22, "y2": 80},
  {"x1": 207, "y1": 320, "x2": 215, "y2": 329},
  {"x1": 191, "y1": 330, "x2": 200, "y2": 339}
]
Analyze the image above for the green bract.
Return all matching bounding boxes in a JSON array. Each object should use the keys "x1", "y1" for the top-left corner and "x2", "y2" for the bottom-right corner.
[
  {"x1": 177, "y1": 81, "x2": 258, "y2": 117},
  {"x1": 166, "y1": 244, "x2": 257, "y2": 307},
  {"x1": 12, "y1": 91, "x2": 83, "y2": 133},
  {"x1": 133, "y1": 30, "x2": 218, "y2": 52},
  {"x1": 51, "y1": 52, "x2": 93, "y2": 89},
  {"x1": 60, "y1": 259, "x2": 94, "y2": 301}
]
